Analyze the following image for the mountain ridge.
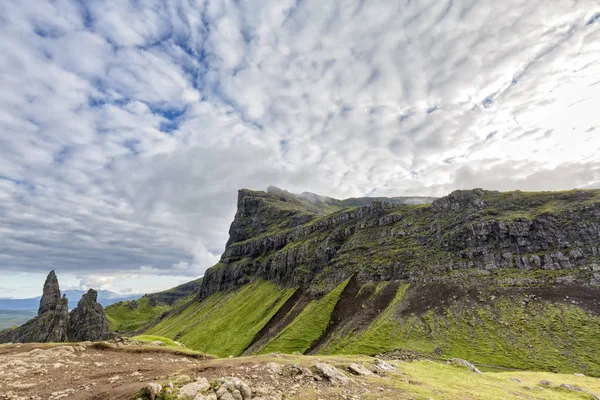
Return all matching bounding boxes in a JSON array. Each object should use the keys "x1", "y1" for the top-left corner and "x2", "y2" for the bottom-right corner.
[{"x1": 107, "y1": 187, "x2": 600, "y2": 375}]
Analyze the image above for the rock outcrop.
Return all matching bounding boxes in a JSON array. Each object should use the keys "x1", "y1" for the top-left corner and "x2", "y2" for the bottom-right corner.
[
  {"x1": 199, "y1": 188, "x2": 600, "y2": 299},
  {"x1": 0, "y1": 272, "x2": 70, "y2": 343},
  {"x1": 69, "y1": 289, "x2": 109, "y2": 341},
  {"x1": 38, "y1": 270, "x2": 61, "y2": 315},
  {"x1": 0, "y1": 272, "x2": 110, "y2": 343}
]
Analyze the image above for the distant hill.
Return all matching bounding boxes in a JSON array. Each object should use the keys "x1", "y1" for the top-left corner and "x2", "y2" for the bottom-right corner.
[{"x1": 0, "y1": 289, "x2": 140, "y2": 311}]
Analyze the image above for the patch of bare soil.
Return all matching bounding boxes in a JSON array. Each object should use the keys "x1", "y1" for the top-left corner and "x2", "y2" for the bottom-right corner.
[
  {"x1": 397, "y1": 284, "x2": 600, "y2": 317},
  {"x1": 307, "y1": 277, "x2": 400, "y2": 354},
  {"x1": 242, "y1": 290, "x2": 310, "y2": 355},
  {"x1": 0, "y1": 343, "x2": 406, "y2": 400}
]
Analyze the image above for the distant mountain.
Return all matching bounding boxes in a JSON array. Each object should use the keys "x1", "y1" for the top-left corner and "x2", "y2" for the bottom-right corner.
[{"x1": 0, "y1": 289, "x2": 140, "y2": 311}]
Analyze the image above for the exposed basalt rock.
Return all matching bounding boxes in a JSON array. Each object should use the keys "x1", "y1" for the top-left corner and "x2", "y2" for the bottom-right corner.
[
  {"x1": 0, "y1": 287, "x2": 69, "y2": 343},
  {"x1": 431, "y1": 188, "x2": 491, "y2": 211},
  {"x1": 38, "y1": 270, "x2": 61, "y2": 315},
  {"x1": 69, "y1": 289, "x2": 110, "y2": 341},
  {"x1": 199, "y1": 188, "x2": 600, "y2": 300},
  {"x1": 0, "y1": 272, "x2": 110, "y2": 344}
]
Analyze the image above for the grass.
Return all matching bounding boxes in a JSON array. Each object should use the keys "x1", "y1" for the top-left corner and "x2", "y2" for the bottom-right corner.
[
  {"x1": 131, "y1": 335, "x2": 182, "y2": 348},
  {"x1": 326, "y1": 284, "x2": 600, "y2": 376},
  {"x1": 105, "y1": 296, "x2": 174, "y2": 332},
  {"x1": 146, "y1": 280, "x2": 295, "y2": 357},
  {"x1": 133, "y1": 352, "x2": 600, "y2": 400},
  {"x1": 259, "y1": 278, "x2": 350, "y2": 354},
  {"x1": 375, "y1": 359, "x2": 600, "y2": 400}
]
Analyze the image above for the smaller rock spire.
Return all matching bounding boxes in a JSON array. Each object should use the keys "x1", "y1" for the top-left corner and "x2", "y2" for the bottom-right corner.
[
  {"x1": 38, "y1": 270, "x2": 61, "y2": 315},
  {"x1": 68, "y1": 289, "x2": 109, "y2": 341}
]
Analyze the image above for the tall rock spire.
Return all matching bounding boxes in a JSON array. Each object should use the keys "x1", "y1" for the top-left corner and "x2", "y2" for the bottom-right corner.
[{"x1": 38, "y1": 270, "x2": 61, "y2": 315}]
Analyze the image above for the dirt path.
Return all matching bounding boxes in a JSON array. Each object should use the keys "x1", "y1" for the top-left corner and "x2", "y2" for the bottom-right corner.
[
  {"x1": 0, "y1": 343, "x2": 210, "y2": 399},
  {"x1": 0, "y1": 343, "x2": 396, "y2": 400}
]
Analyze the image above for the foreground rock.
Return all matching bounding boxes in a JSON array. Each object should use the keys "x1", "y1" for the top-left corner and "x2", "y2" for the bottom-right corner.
[
  {"x1": 348, "y1": 363, "x2": 373, "y2": 376},
  {"x1": 314, "y1": 363, "x2": 350, "y2": 385},
  {"x1": 450, "y1": 358, "x2": 481, "y2": 374}
]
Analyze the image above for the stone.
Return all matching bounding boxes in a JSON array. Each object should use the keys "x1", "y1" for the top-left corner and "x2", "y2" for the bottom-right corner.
[
  {"x1": 314, "y1": 363, "x2": 350, "y2": 385},
  {"x1": 213, "y1": 377, "x2": 252, "y2": 400},
  {"x1": 348, "y1": 363, "x2": 373, "y2": 376},
  {"x1": 179, "y1": 378, "x2": 210, "y2": 398},
  {"x1": 374, "y1": 359, "x2": 397, "y2": 373},
  {"x1": 450, "y1": 358, "x2": 481, "y2": 374},
  {"x1": 150, "y1": 341, "x2": 165, "y2": 346},
  {"x1": 39, "y1": 270, "x2": 62, "y2": 315},
  {"x1": 538, "y1": 380, "x2": 552, "y2": 386},
  {"x1": 559, "y1": 384, "x2": 600, "y2": 400},
  {"x1": 146, "y1": 383, "x2": 162, "y2": 400},
  {"x1": 0, "y1": 294, "x2": 69, "y2": 343},
  {"x1": 263, "y1": 362, "x2": 283, "y2": 374},
  {"x1": 68, "y1": 289, "x2": 110, "y2": 342},
  {"x1": 194, "y1": 394, "x2": 217, "y2": 400}
]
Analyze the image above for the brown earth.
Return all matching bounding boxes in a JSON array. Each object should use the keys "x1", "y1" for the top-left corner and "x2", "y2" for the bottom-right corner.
[
  {"x1": 242, "y1": 290, "x2": 310, "y2": 355},
  {"x1": 308, "y1": 277, "x2": 400, "y2": 354},
  {"x1": 398, "y1": 284, "x2": 600, "y2": 316},
  {"x1": 0, "y1": 342, "x2": 405, "y2": 400}
]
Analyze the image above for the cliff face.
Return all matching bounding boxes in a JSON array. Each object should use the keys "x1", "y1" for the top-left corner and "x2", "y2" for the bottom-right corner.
[
  {"x1": 200, "y1": 188, "x2": 600, "y2": 299},
  {"x1": 0, "y1": 272, "x2": 110, "y2": 343}
]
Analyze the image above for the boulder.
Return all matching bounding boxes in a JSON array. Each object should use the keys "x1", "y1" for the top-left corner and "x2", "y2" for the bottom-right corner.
[
  {"x1": 146, "y1": 383, "x2": 162, "y2": 400},
  {"x1": 348, "y1": 363, "x2": 373, "y2": 376},
  {"x1": 213, "y1": 377, "x2": 252, "y2": 400},
  {"x1": 178, "y1": 378, "x2": 210, "y2": 398},
  {"x1": 374, "y1": 359, "x2": 397, "y2": 373},
  {"x1": 559, "y1": 384, "x2": 600, "y2": 400},
  {"x1": 450, "y1": 358, "x2": 481, "y2": 374},
  {"x1": 314, "y1": 363, "x2": 349, "y2": 385}
]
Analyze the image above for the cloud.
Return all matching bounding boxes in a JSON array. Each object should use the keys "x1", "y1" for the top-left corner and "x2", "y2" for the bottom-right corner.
[{"x1": 0, "y1": 0, "x2": 598, "y2": 294}]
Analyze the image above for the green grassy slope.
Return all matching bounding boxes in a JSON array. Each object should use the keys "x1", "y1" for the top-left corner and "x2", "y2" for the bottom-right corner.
[
  {"x1": 105, "y1": 296, "x2": 174, "y2": 332},
  {"x1": 325, "y1": 283, "x2": 600, "y2": 376},
  {"x1": 258, "y1": 278, "x2": 350, "y2": 354},
  {"x1": 146, "y1": 280, "x2": 295, "y2": 357}
]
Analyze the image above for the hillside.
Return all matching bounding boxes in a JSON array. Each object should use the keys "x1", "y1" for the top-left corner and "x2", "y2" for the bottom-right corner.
[
  {"x1": 105, "y1": 278, "x2": 202, "y2": 333},
  {"x1": 121, "y1": 188, "x2": 600, "y2": 375}
]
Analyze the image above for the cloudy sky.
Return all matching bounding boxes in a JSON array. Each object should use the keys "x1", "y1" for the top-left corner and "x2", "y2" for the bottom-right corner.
[{"x1": 1, "y1": 0, "x2": 599, "y2": 297}]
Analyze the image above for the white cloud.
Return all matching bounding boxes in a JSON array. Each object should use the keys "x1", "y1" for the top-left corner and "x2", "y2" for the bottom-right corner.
[{"x1": 0, "y1": 0, "x2": 598, "y2": 294}]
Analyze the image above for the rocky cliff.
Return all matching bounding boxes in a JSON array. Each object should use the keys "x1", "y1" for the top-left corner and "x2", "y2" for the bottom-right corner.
[
  {"x1": 200, "y1": 188, "x2": 600, "y2": 299},
  {"x1": 38, "y1": 270, "x2": 61, "y2": 315},
  {"x1": 135, "y1": 188, "x2": 600, "y2": 374},
  {"x1": 0, "y1": 271, "x2": 110, "y2": 343}
]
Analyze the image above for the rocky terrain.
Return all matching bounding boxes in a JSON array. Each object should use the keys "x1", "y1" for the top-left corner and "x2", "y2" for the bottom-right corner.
[
  {"x1": 2, "y1": 340, "x2": 600, "y2": 400},
  {"x1": 0, "y1": 272, "x2": 110, "y2": 344}
]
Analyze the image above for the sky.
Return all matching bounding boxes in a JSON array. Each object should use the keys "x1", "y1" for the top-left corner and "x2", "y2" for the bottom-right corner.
[{"x1": 0, "y1": 0, "x2": 599, "y2": 298}]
